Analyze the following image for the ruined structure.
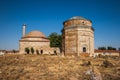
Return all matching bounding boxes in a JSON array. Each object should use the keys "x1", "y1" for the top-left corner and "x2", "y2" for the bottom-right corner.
[
  {"x1": 19, "y1": 24, "x2": 60, "y2": 54},
  {"x1": 19, "y1": 16, "x2": 94, "y2": 56},
  {"x1": 62, "y1": 16, "x2": 94, "y2": 56}
]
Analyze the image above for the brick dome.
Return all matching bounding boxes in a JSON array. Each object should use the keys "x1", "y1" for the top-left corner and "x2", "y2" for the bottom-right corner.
[
  {"x1": 70, "y1": 16, "x2": 87, "y2": 20},
  {"x1": 63, "y1": 16, "x2": 92, "y2": 24},
  {"x1": 25, "y1": 30, "x2": 46, "y2": 38}
]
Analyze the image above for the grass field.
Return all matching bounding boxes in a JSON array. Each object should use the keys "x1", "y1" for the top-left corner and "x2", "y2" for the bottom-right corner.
[{"x1": 0, "y1": 54, "x2": 120, "y2": 80}]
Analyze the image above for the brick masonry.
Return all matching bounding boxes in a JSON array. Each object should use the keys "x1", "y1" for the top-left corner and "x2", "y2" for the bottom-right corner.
[{"x1": 62, "y1": 17, "x2": 94, "y2": 56}]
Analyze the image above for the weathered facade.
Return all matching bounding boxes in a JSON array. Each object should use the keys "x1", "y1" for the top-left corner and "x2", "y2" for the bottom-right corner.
[
  {"x1": 19, "y1": 25, "x2": 60, "y2": 54},
  {"x1": 19, "y1": 16, "x2": 94, "y2": 56},
  {"x1": 62, "y1": 16, "x2": 94, "y2": 56}
]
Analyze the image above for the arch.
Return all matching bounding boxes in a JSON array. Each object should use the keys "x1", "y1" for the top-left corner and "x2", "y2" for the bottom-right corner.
[
  {"x1": 81, "y1": 44, "x2": 88, "y2": 53},
  {"x1": 41, "y1": 50, "x2": 43, "y2": 54},
  {"x1": 54, "y1": 50, "x2": 57, "y2": 55},
  {"x1": 83, "y1": 47, "x2": 86, "y2": 52}
]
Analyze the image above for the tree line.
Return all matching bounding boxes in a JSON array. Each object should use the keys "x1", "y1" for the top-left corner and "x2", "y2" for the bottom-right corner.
[{"x1": 98, "y1": 46, "x2": 120, "y2": 50}]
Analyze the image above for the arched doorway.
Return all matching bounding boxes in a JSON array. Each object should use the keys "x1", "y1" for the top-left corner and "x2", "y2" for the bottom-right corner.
[
  {"x1": 41, "y1": 50, "x2": 43, "y2": 54},
  {"x1": 54, "y1": 50, "x2": 57, "y2": 55},
  {"x1": 83, "y1": 47, "x2": 86, "y2": 52}
]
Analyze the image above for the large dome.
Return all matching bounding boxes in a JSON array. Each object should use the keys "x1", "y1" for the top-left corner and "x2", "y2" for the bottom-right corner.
[{"x1": 25, "y1": 30, "x2": 46, "y2": 38}]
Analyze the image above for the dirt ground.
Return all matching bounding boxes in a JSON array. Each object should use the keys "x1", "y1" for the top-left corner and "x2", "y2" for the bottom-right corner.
[{"x1": 0, "y1": 54, "x2": 120, "y2": 80}]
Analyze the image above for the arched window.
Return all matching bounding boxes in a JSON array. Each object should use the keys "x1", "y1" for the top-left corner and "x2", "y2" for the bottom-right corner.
[
  {"x1": 82, "y1": 21, "x2": 85, "y2": 25},
  {"x1": 41, "y1": 50, "x2": 43, "y2": 54},
  {"x1": 83, "y1": 47, "x2": 86, "y2": 52}
]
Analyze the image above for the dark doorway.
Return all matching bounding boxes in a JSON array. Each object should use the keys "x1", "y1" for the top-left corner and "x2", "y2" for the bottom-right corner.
[
  {"x1": 83, "y1": 47, "x2": 86, "y2": 52},
  {"x1": 41, "y1": 50, "x2": 43, "y2": 54},
  {"x1": 54, "y1": 50, "x2": 57, "y2": 55}
]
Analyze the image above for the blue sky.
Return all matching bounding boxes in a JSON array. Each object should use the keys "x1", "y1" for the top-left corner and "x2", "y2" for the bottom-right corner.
[{"x1": 0, "y1": 0, "x2": 120, "y2": 50}]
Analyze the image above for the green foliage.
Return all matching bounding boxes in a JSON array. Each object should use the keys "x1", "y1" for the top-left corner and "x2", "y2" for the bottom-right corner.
[
  {"x1": 25, "y1": 47, "x2": 30, "y2": 54},
  {"x1": 107, "y1": 46, "x2": 116, "y2": 50},
  {"x1": 13, "y1": 50, "x2": 16, "y2": 53},
  {"x1": 98, "y1": 47, "x2": 106, "y2": 50},
  {"x1": 118, "y1": 48, "x2": 120, "y2": 51},
  {"x1": 31, "y1": 47, "x2": 34, "y2": 54},
  {"x1": 98, "y1": 46, "x2": 116, "y2": 50},
  {"x1": 48, "y1": 32, "x2": 62, "y2": 48}
]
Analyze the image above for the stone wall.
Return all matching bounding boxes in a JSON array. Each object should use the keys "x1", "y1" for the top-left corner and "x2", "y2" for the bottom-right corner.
[
  {"x1": 19, "y1": 41, "x2": 50, "y2": 54},
  {"x1": 19, "y1": 41, "x2": 60, "y2": 55}
]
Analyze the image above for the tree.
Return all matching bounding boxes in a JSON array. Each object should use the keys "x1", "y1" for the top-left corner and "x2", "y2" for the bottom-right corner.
[
  {"x1": 25, "y1": 47, "x2": 30, "y2": 54},
  {"x1": 107, "y1": 46, "x2": 113, "y2": 50},
  {"x1": 118, "y1": 48, "x2": 120, "y2": 51},
  {"x1": 98, "y1": 47, "x2": 106, "y2": 50},
  {"x1": 48, "y1": 32, "x2": 62, "y2": 52},
  {"x1": 107, "y1": 46, "x2": 116, "y2": 50},
  {"x1": 98, "y1": 46, "x2": 116, "y2": 50},
  {"x1": 31, "y1": 47, "x2": 34, "y2": 54},
  {"x1": 112, "y1": 48, "x2": 116, "y2": 50},
  {"x1": 13, "y1": 49, "x2": 16, "y2": 53}
]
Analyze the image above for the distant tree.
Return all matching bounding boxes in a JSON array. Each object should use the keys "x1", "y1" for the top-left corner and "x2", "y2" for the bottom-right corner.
[
  {"x1": 107, "y1": 46, "x2": 116, "y2": 50},
  {"x1": 112, "y1": 48, "x2": 116, "y2": 50},
  {"x1": 36, "y1": 49, "x2": 39, "y2": 55},
  {"x1": 98, "y1": 46, "x2": 116, "y2": 50},
  {"x1": 48, "y1": 32, "x2": 62, "y2": 52},
  {"x1": 98, "y1": 47, "x2": 101, "y2": 50},
  {"x1": 98, "y1": 47, "x2": 106, "y2": 50},
  {"x1": 107, "y1": 46, "x2": 113, "y2": 50},
  {"x1": 31, "y1": 47, "x2": 34, "y2": 54},
  {"x1": 118, "y1": 48, "x2": 120, "y2": 51},
  {"x1": 13, "y1": 49, "x2": 16, "y2": 53},
  {"x1": 25, "y1": 47, "x2": 30, "y2": 54}
]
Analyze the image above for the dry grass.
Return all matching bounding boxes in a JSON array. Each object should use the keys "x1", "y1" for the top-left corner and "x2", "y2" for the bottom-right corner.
[{"x1": 0, "y1": 54, "x2": 120, "y2": 80}]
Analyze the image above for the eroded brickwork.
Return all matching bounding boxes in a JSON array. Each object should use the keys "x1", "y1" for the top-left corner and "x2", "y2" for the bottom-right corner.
[
  {"x1": 62, "y1": 16, "x2": 94, "y2": 56},
  {"x1": 19, "y1": 31, "x2": 60, "y2": 54}
]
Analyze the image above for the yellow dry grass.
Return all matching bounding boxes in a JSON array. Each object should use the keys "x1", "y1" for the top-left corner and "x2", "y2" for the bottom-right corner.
[{"x1": 0, "y1": 54, "x2": 120, "y2": 80}]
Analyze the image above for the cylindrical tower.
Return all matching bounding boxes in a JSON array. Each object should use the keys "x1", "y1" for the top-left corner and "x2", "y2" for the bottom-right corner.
[
  {"x1": 62, "y1": 16, "x2": 94, "y2": 56},
  {"x1": 22, "y1": 24, "x2": 26, "y2": 37}
]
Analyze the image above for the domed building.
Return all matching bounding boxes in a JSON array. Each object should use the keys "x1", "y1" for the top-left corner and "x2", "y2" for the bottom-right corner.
[
  {"x1": 62, "y1": 16, "x2": 94, "y2": 56},
  {"x1": 19, "y1": 24, "x2": 60, "y2": 54}
]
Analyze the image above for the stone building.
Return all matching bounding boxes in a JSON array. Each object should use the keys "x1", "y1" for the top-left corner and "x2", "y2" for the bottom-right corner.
[
  {"x1": 62, "y1": 16, "x2": 94, "y2": 56},
  {"x1": 19, "y1": 24, "x2": 60, "y2": 54}
]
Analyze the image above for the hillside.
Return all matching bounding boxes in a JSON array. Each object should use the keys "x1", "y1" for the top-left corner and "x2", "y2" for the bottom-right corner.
[{"x1": 0, "y1": 54, "x2": 120, "y2": 80}]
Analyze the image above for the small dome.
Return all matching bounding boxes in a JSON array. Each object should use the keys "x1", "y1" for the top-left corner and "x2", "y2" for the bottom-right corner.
[
  {"x1": 63, "y1": 16, "x2": 92, "y2": 24},
  {"x1": 70, "y1": 16, "x2": 86, "y2": 20},
  {"x1": 25, "y1": 30, "x2": 46, "y2": 38}
]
